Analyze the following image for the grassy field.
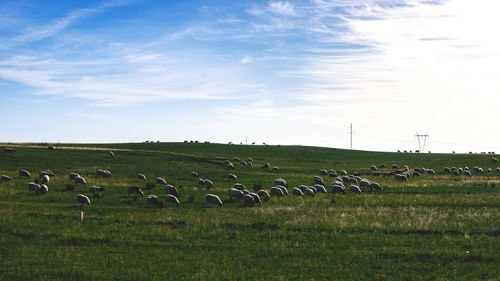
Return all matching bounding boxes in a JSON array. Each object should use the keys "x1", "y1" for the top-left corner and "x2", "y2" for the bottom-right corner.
[{"x1": 0, "y1": 142, "x2": 499, "y2": 281}]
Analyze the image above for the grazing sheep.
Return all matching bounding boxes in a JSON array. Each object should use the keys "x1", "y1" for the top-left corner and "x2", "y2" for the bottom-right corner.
[
  {"x1": 426, "y1": 169, "x2": 436, "y2": 175},
  {"x1": 48, "y1": 145, "x2": 56, "y2": 150},
  {"x1": 328, "y1": 170, "x2": 337, "y2": 177},
  {"x1": 90, "y1": 186, "x2": 104, "y2": 196},
  {"x1": 340, "y1": 170, "x2": 348, "y2": 176},
  {"x1": 243, "y1": 194, "x2": 256, "y2": 207},
  {"x1": 313, "y1": 176, "x2": 324, "y2": 185},
  {"x1": 146, "y1": 195, "x2": 160, "y2": 207},
  {"x1": 249, "y1": 192, "x2": 262, "y2": 205},
  {"x1": 257, "y1": 190, "x2": 270, "y2": 201},
  {"x1": 128, "y1": 186, "x2": 144, "y2": 198},
  {"x1": 69, "y1": 172, "x2": 80, "y2": 180},
  {"x1": 204, "y1": 179, "x2": 214, "y2": 190},
  {"x1": 165, "y1": 194, "x2": 180, "y2": 207},
  {"x1": 3, "y1": 147, "x2": 15, "y2": 153},
  {"x1": 138, "y1": 173, "x2": 147, "y2": 181},
  {"x1": 270, "y1": 186, "x2": 285, "y2": 197},
  {"x1": 19, "y1": 170, "x2": 31, "y2": 178},
  {"x1": 496, "y1": 167, "x2": 500, "y2": 173},
  {"x1": 164, "y1": 184, "x2": 179, "y2": 197},
  {"x1": 319, "y1": 169, "x2": 328, "y2": 175},
  {"x1": 35, "y1": 184, "x2": 48, "y2": 195},
  {"x1": 331, "y1": 184, "x2": 346, "y2": 193},
  {"x1": 369, "y1": 182, "x2": 381, "y2": 192},
  {"x1": 191, "y1": 171, "x2": 199, "y2": 178},
  {"x1": 370, "y1": 165, "x2": 377, "y2": 171},
  {"x1": 27, "y1": 182, "x2": 40, "y2": 192},
  {"x1": 487, "y1": 168, "x2": 492, "y2": 173},
  {"x1": 492, "y1": 157, "x2": 499, "y2": 163},
  {"x1": 74, "y1": 176, "x2": 87, "y2": 185},
  {"x1": 1, "y1": 175, "x2": 13, "y2": 183},
  {"x1": 227, "y1": 174, "x2": 237, "y2": 181},
  {"x1": 444, "y1": 167, "x2": 451, "y2": 173},
  {"x1": 233, "y1": 183, "x2": 246, "y2": 190},
  {"x1": 155, "y1": 177, "x2": 167, "y2": 185},
  {"x1": 198, "y1": 178, "x2": 206, "y2": 186},
  {"x1": 205, "y1": 194, "x2": 223, "y2": 207},
  {"x1": 229, "y1": 188, "x2": 245, "y2": 200},
  {"x1": 108, "y1": 151, "x2": 115, "y2": 158},
  {"x1": 225, "y1": 161, "x2": 235, "y2": 169},
  {"x1": 298, "y1": 185, "x2": 308, "y2": 193},
  {"x1": 277, "y1": 185, "x2": 288, "y2": 195},
  {"x1": 240, "y1": 160, "x2": 249, "y2": 166},
  {"x1": 39, "y1": 170, "x2": 55, "y2": 177},
  {"x1": 76, "y1": 194, "x2": 91, "y2": 205},
  {"x1": 395, "y1": 174, "x2": 407, "y2": 181},
  {"x1": 359, "y1": 179, "x2": 371, "y2": 188},
  {"x1": 304, "y1": 188, "x2": 315, "y2": 196},
  {"x1": 292, "y1": 187, "x2": 304, "y2": 196},
  {"x1": 272, "y1": 166, "x2": 280, "y2": 172},
  {"x1": 314, "y1": 184, "x2": 327, "y2": 193},
  {"x1": 40, "y1": 175, "x2": 50, "y2": 185},
  {"x1": 341, "y1": 175, "x2": 350, "y2": 183},
  {"x1": 350, "y1": 185, "x2": 362, "y2": 194},
  {"x1": 274, "y1": 178, "x2": 287, "y2": 187},
  {"x1": 463, "y1": 170, "x2": 472, "y2": 177},
  {"x1": 96, "y1": 169, "x2": 111, "y2": 177},
  {"x1": 262, "y1": 163, "x2": 271, "y2": 168}
]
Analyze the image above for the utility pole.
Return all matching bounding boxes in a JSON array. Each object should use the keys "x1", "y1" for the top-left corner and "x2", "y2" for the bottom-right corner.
[
  {"x1": 415, "y1": 133, "x2": 429, "y2": 152},
  {"x1": 349, "y1": 124, "x2": 354, "y2": 150}
]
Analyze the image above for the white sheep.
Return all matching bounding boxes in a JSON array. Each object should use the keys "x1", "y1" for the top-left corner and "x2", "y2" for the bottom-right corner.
[
  {"x1": 138, "y1": 173, "x2": 147, "y2": 181},
  {"x1": 257, "y1": 190, "x2": 270, "y2": 201},
  {"x1": 350, "y1": 185, "x2": 362, "y2": 194},
  {"x1": 314, "y1": 184, "x2": 327, "y2": 193},
  {"x1": 274, "y1": 178, "x2": 287, "y2": 187},
  {"x1": 270, "y1": 187, "x2": 284, "y2": 196},
  {"x1": 146, "y1": 195, "x2": 159, "y2": 207},
  {"x1": 69, "y1": 172, "x2": 80, "y2": 180},
  {"x1": 19, "y1": 170, "x2": 31, "y2": 178},
  {"x1": 229, "y1": 188, "x2": 245, "y2": 200},
  {"x1": 76, "y1": 194, "x2": 91, "y2": 205},
  {"x1": 227, "y1": 174, "x2": 237, "y2": 181},
  {"x1": 164, "y1": 184, "x2": 179, "y2": 197},
  {"x1": 128, "y1": 186, "x2": 144, "y2": 198},
  {"x1": 0, "y1": 175, "x2": 13, "y2": 183},
  {"x1": 155, "y1": 177, "x2": 167, "y2": 185},
  {"x1": 205, "y1": 194, "x2": 223, "y2": 207},
  {"x1": 40, "y1": 174, "x2": 50, "y2": 185},
  {"x1": 292, "y1": 187, "x2": 304, "y2": 196},
  {"x1": 89, "y1": 186, "x2": 104, "y2": 196},
  {"x1": 74, "y1": 176, "x2": 87, "y2": 185},
  {"x1": 165, "y1": 194, "x2": 180, "y2": 207},
  {"x1": 331, "y1": 184, "x2": 346, "y2": 193}
]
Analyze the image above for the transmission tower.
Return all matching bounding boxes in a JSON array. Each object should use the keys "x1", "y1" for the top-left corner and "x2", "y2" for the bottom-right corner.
[
  {"x1": 348, "y1": 124, "x2": 355, "y2": 150},
  {"x1": 415, "y1": 133, "x2": 429, "y2": 152}
]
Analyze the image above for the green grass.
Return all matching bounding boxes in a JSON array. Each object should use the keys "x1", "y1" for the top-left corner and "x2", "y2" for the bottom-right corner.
[{"x1": 0, "y1": 142, "x2": 499, "y2": 280}]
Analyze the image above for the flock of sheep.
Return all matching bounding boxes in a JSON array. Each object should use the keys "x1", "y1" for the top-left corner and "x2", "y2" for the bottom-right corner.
[{"x1": 1, "y1": 146, "x2": 499, "y2": 211}]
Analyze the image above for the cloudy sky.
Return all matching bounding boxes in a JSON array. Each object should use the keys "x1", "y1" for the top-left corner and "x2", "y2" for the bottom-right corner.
[{"x1": 1, "y1": 0, "x2": 499, "y2": 152}]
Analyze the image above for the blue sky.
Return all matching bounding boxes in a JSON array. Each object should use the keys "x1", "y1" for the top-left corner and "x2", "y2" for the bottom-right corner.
[{"x1": 1, "y1": 0, "x2": 499, "y2": 152}]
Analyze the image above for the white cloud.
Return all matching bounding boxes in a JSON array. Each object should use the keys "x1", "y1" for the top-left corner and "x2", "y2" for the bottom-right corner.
[
  {"x1": 269, "y1": 1, "x2": 295, "y2": 15},
  {"x1": 240, "y1": 55, "x2": 254, "y2": 64}
]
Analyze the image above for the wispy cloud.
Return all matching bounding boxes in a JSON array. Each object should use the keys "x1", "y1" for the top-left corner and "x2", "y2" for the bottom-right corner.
[{"x1": 15, "y1": 0, "x2": 136, "y2": 42}]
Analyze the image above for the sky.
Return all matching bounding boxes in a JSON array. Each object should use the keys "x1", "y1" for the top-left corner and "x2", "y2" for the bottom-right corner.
[{"x1": 0, "y1": 0, "x2": 499, "y2": 153}]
